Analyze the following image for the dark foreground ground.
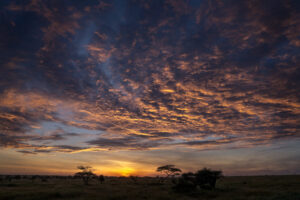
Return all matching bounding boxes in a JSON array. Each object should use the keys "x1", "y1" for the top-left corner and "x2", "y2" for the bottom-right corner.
[{"x1": 0, "y1": 175, "x2": 299, "y2": 200}]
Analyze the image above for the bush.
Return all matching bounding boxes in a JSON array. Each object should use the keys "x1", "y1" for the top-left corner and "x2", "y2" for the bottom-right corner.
[
  {"x1": 195, "y1": 168, "x2": 223, "y2": 189},
  {"x1": 173, "y1": 172, "x2": 197, "y2": 192},
  {"x1": 174, "y1": 168, "x2": 223, "y2": 192},
  {"x1": 98, "y1": 175, "x2": 105, "y2": 184}
]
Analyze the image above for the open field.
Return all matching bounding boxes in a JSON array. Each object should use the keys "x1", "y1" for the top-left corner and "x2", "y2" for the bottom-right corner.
[{"x1": 0, "y1": 175, "x2": 299, "y2": 200}]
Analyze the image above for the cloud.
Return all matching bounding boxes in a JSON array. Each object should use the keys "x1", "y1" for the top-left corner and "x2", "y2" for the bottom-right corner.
[
  {"x1": 0, "y1": 133, "x2": 32, "y2": 147},
  {"x1": 0, "y1": 0, "x2": 299, "y2": 155},
  {"x1": 17, "y1": 150, "x2": 37, "y2": 155}
]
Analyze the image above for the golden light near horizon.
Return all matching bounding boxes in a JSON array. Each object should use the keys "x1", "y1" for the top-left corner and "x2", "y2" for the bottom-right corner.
[
  {"x1": 118, "y1": 167, "x2": 135, "y2": 177},
  {"x1": 112, "y1": 161, "x2": 136, "y2": 177},
  {"x1": 92, "y1": 161, "x2": 139, "y2": 177},
  {"x1": 93, "y1": 167, "x2": 133, "y2": 177}
]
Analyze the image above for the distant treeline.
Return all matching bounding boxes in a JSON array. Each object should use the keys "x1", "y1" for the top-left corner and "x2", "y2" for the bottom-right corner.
[{"x1": 0, "y1": 164, "x2": 224, "y2": 193}]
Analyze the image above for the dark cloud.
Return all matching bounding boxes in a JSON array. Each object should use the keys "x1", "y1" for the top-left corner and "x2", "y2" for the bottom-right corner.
[
  {"x1": 32, "y1": 134, "x2": 64, "y2": 141},
  {"x1": 17, "y1": 150, "x2": 37, "y2": 154},
  {"x1": 86, "y1": 136, "x2": 165, "y2": 150},
  {"x1": 0, "y1": 133, "x2": 31, "y2": 147},
  {"x1": 53, "y1": 145, "x2": 86, "y2": 151}
]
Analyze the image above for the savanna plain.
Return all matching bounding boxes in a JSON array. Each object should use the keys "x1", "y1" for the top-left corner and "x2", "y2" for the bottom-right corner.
[{"x1": 0, "y1": 175, "x2": 299, "y2": 200}]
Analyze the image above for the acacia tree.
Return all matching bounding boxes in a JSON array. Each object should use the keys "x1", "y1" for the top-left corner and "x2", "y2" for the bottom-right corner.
[
  {"x1": 157, "y1": 165, "x2": 182, "y2": 182},
  {"x1": 74, "y1": 166, "x2": 96, "y2": 185}
]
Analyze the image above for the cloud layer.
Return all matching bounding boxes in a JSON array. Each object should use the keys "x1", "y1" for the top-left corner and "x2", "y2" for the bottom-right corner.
[{"x1": 0, "y1": 0, "x2": 299, "y2": 157}]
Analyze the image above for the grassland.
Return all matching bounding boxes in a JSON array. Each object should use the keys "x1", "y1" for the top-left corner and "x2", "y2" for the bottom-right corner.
[{"x1": 0, "y1": 175, "x2": 299, "y2": 200}]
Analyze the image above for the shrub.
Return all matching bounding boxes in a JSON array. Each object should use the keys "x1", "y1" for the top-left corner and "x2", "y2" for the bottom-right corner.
[
  {"x1": 174, "y1": 168, "x2": 223, "y2": 192},
  {"x1": 195, "y1": 168, "x2": 223, "y2": 189},
  {"x1": 173, "y1": 172, "x2": 197, "y2": 192},
  {"x1": 98, "y1": 175, "x2": 105, "y2": 184}
]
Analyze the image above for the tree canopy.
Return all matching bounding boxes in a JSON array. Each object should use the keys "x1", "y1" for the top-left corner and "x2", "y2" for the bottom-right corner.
[
  {"x1": 74, "y1": 166, "x2": 96, "y2": 185},
  {"x1": 157, "y1": 165, "x2": 182, "y2": 177}
]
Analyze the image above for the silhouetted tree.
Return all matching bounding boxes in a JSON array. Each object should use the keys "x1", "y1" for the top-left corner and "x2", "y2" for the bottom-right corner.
[
  {"x1": 174, "y1": 168, "x2": 223, "y2": 192},
  {"x1": 157, "y1": 165, "x2": 182, "y2": 177},
  {"x1": 157, "y1": 165, "x2": 182, "y2": 183},
  {"x1": 98, "y1": 175, "x2": 105, "y2": 184},
  {"x1": 74, "y1": 166, "x2": 96, "y2": 185},
  {"x1": 195, "y1": 168, "x2": 223, "y2": 189}
]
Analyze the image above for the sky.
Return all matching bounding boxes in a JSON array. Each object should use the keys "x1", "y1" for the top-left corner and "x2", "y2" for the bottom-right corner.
[{"x1": 0, "y1": 0, "x2": 299, "y2": 176}]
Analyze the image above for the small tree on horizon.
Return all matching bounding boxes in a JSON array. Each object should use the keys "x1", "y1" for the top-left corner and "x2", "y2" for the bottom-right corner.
[
  {"x1": 98, "y1": 175, "x2": 105, "y2": 184},
  {"x1": 74, "y1": 166, "x2": 96, "y2": 185},
  {"x1": 157, "y1": 165, "x2": 182, "y2": 182}
]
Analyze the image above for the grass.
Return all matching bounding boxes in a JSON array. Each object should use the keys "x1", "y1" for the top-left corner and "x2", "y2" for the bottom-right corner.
[{"x1": 0, "y1": 175, "x2": 299, "y2": 200}]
